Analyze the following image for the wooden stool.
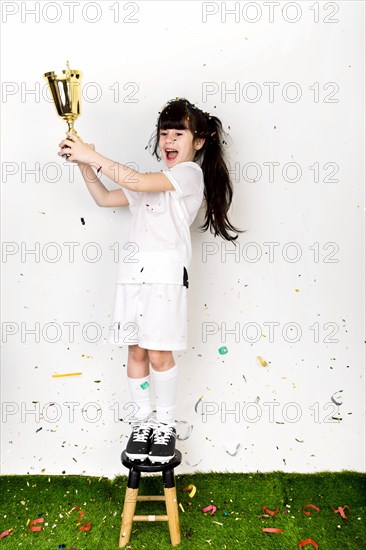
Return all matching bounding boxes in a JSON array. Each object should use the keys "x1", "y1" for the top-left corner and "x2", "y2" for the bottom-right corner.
[{"x1": 119, "y1": 449, "x2": 182, "y2": 547}]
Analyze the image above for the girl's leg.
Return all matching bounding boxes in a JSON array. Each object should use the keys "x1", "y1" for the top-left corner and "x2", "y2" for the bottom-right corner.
[
  {"x1": 127, "y1": 344, "x2": 152, "y2": 420},
  {"x1": 148, "y1": 350, "x2": 178, "y2": 424}
]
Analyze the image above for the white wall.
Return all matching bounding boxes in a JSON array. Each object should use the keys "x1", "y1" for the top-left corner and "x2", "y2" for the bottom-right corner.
[{"x1": 1, "y1": 0, "x2": 365, "y2": 476}]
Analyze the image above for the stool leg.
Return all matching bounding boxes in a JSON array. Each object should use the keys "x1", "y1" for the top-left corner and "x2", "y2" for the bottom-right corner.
[
  {"x1": 119, "y1": 487, "x2": 138, "y2": 547},
  {"x1": 164, "y1": 486, "x2": 181, "y2": 545},
  {"x1": 119, "y1": 468, "x2": 141, "y2": 548},
  {"x1": 163, "y1": 469, "x2": 180, "y2": 546}
]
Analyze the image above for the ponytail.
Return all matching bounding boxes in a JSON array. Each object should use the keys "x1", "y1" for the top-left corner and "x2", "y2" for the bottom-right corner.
[{"x1": 199, "y1": 114, "x2": 241, "y2": 241}]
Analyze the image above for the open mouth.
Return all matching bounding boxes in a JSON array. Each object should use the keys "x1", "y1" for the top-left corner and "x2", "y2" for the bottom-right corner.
[{"x1": 166, "y1": 149, "x2": 178, "y2": 160}]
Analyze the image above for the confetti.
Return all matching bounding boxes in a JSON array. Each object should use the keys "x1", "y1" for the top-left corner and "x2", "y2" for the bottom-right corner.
[
  {"x1": 225, "y1": 443, "x2": 241, "y2": 456},
  {"x1": 262, "y1": 506, "x2": 279, "y2": 516},
  {"x1": 181, "y1": 484, "x2": 196, "y2": 498},
  {"x1": 218, "y1": 346, "x2": 228, "y2": 355},
  {"x1": 333, "y1": 505, "x2": 349, "y2": 519},
  {"x1": 202, "y1": 505, "x2": 217, "y2": 516},
  {"x1": 185, "y1": 458, "x2": 203, "y2": 467},
  {"x1": 0, "y1": 529, "x2": 13, "y2": 539},
  {"x1": 179, "y1": 503, "x2": 185, "y2": 513},
  {"x1": 194, "y1": 395, "x2": 204, "y2": 415},
  {"x1": 331, "y1": 390, "x2": 343, "y2": 406},
  {"x1": 52, "y1": 373, "x2": 83, "y2": 378},
  {"x1": 176, "y1": 421, "x2": 193, "y2": 441},
  {"x1": 262, "y1": 528, "x2": 283, "y2": 533},
  {"x1": 140, "y1": 381, "x2": 149, "y2": 390},
  {"x1": 302, "y1": 504, "x2": 320, "y2": 516},
  {"x1": 29, "y1": 518, "x2": 44, "y2": 532},
  {"x1": 256, "y1": 356, "x2": 268, "y2": 367},
  {"x1": 298, "y1": 539, "x2": 319, "y2": 549}
]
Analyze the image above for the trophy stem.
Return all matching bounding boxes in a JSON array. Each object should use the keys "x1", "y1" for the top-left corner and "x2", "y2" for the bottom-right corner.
[{"x1": 65, "y1": 118, "x2": 81, "y2": 139}]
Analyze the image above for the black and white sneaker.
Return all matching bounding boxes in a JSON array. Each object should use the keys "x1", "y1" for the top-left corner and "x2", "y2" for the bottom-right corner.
[
  {"x1": 125, "y1": 417, "x2": 154, "y2": 461},
  {"x1": 148, "y1": 422, "x2": 177, "y2": 464}
]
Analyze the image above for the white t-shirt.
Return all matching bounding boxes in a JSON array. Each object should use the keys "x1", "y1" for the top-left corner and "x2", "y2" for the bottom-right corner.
[{"x1": 116, "y1": 161, "x2": 204, "y2": 284}]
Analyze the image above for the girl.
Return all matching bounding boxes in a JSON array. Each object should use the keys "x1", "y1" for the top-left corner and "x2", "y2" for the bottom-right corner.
[{"x1": 58, "y1": 98, "x2": 240, "y2": 463}]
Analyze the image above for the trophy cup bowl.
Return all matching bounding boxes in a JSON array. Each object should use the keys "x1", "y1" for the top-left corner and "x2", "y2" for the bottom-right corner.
[{"x1": 44, "y1": 61, "x2": 83, "y2": 158}]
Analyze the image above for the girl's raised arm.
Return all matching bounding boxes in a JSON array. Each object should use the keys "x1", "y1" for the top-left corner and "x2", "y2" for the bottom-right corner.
[
  {"x1": 77, "y1": 162, "x2": 129, "y2": 207},
  {"x1": 59, "y1": 134, "x2": 174, "y2": 194}
]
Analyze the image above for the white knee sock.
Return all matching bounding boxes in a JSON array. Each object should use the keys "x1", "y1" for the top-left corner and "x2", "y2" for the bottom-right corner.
[
  {"x1": 150, "y1": 365, "x2": 178, "y2": 424},
  {"x1": 127, "y1": 375, "x2": 153, "y2": 420}
]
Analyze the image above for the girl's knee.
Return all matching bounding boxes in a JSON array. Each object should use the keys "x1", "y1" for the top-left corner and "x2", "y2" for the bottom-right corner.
[
  {"x1": 148, "y1": 350, "x2": 174, "y2": 371},
  {"x1": 128, "y1": 344, "x2": 148, "y2": 363}
]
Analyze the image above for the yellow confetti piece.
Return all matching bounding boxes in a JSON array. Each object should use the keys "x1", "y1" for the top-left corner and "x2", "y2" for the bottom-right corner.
[
  {"x1": 179, "y1": 503, "x2": 185, "y2": 513},
  {"x1": 52, "y1": 372, "x2": 83, "y2": 378},
  {"x1": 256, "y1": 356, "x2": 268, "y2": 367},
  {"x1": 187, "y1": 484, "x2": 196, "y2": 498},
  {"x1": 81, "y1": 354, "x2": 91, "y2": 359}
]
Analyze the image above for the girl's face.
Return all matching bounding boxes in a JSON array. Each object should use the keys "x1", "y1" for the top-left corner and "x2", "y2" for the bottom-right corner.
[{"x1": 158, "y1": 127, "x2": 204, "y2": 168}]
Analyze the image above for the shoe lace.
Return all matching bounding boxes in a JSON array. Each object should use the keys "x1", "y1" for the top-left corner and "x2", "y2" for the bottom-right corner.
[
  {"x1": 132, "y1": 421, "x2": 152, "y2": 443},
  {"x1": 152, "y1": 423, "x2": 175, "y2": 445}
]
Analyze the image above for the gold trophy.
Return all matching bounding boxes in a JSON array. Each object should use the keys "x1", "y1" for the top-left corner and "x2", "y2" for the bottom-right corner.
[{"x1": 44, "y1": 61, "x2": 83, "y2": 158}]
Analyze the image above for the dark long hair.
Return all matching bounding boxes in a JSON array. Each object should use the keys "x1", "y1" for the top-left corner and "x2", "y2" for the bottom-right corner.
[{"x1": 149, "y1": 98, "x2": 242, "y2": 241}]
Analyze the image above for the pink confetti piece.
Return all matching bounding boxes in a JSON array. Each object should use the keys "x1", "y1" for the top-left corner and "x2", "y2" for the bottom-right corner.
[
  {"x1": 302, "y1": 503, "x2": 320, "y2": 516},
  {"x1": 202, "y1": 505, "x2": 217, "y2": 516},
  {"x1": 262, "y1": 528, "x2": 283, "y2": 533},
  {"x1": 333, "y1": 505, "x2": 349, "y2": 519},
  {"x1": 0, "y1": 528, "x2": 13, "y2": 539}
]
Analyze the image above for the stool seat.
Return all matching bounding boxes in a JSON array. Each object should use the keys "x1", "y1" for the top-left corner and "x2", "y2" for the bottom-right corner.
[
  {"x1": 121, "y1": 449, "x2": 182, "y2": 472},
  {"x1": 119, "y1": 448, "x2": 182, "y2": 547}
]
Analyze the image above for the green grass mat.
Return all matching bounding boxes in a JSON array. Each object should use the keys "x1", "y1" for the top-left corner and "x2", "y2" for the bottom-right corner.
[{"x1": 0, "y1": 472, "x2": 365, "y2": 549}]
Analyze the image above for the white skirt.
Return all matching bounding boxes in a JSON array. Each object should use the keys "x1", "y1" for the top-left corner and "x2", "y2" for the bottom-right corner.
[{"x1": 107, "y1": 283, "x2": 188, "y2": 350}]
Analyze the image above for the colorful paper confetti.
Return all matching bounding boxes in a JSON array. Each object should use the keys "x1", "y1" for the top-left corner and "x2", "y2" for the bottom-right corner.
[
  {"x1": 181, "y1": 484, "x2": 196, "y2": 498},
  {"x1": 302, "y1": 504, "x2": 320, "y2": 516},
  {"x1": 29, "y1": 518, "x2": 44, "y2": 532},
  {"x1": 333, "y1": 505, "x2": 349, "y2": 519},
  {"x1": 0, "y1": 529, "x2": 13, "y2": 539},
  {"x1": 52, "y1": 373, "x2": 83, "y2": 378},
  {"x1": 202, "y1": 505, "x2": 217, "y2": 516},
  {"x1": 298, "y1": 539, "x2": 319, "y2": 549},
  {"x1": 262, "y1": 506, "x2": 279, "y2": 516}
]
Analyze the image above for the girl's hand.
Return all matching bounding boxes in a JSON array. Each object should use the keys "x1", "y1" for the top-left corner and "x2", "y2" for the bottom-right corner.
[{"x1": 58, "y1": 132, "x2": 96, "y2": 164}]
